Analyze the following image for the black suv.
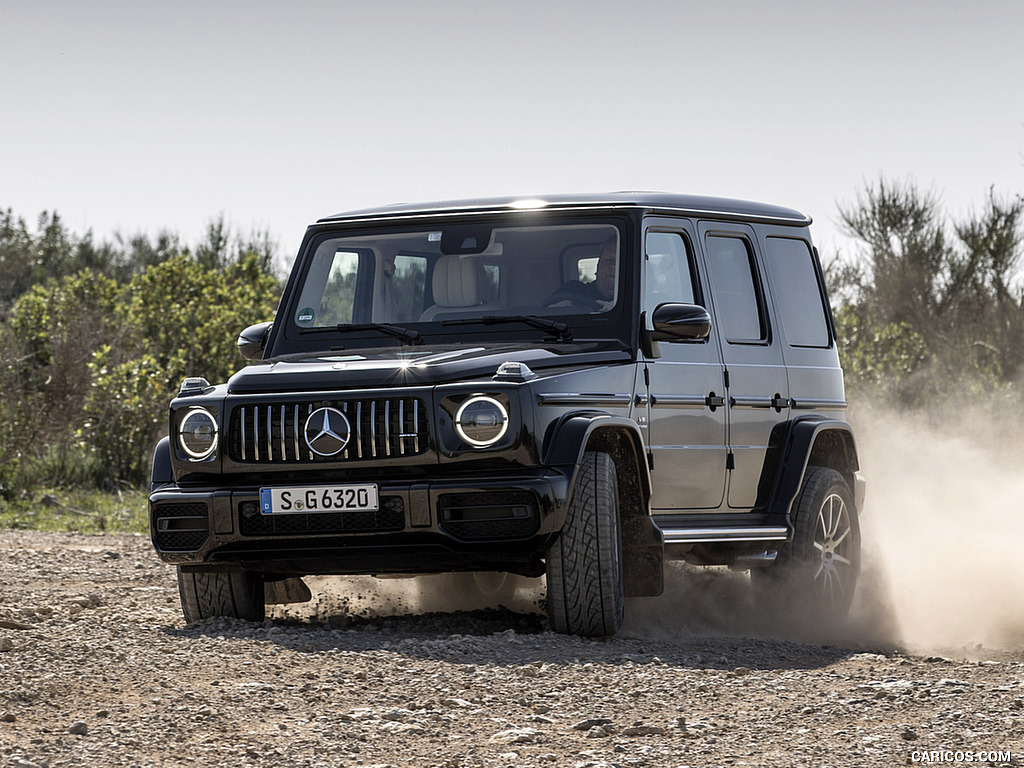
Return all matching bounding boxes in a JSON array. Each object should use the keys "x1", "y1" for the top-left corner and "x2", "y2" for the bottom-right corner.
[{"x1": 150, "y1": 193, "x2": 865, "y2": 636}]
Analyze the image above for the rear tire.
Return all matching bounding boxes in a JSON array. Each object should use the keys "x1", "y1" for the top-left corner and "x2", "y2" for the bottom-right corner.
[
  {"x1": 177, "y1": 567, "x2": 266, "y2": 623},
  {"x1": 546, "y1": 451, "x2": 624, "y2": 637},
  {"x1": 752, "y1": 466, "x2": 860, "y2": 624}
]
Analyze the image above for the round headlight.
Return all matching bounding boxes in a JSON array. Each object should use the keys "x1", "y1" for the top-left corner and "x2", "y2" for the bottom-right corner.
[
  {"x1": 179, "y1": 407, "x2": 218, "y2": 460},
  {"x1": 454, "y1": 395, "x2": 509, "y2": 447}
]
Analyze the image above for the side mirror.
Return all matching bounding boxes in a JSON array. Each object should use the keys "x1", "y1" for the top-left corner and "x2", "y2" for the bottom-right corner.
[
  {"x1": 651, "y1": 303, "x2": 711, "y2": 341},
  {"x1": 237, "y1": 321, "x2": 272, "y2": 361}
]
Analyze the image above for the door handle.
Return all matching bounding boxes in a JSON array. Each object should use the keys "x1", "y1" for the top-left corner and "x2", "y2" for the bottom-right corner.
[
  {"x1": 771, "y1": 394, "x2": 791, "y2": 412},
  {"x1": 705, "y1": 392, "x2": 726, "y2": 411}
]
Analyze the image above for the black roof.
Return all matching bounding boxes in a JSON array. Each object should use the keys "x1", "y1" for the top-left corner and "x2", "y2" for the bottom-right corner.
[{"x1": 317, "y1": 192, "x2": 812, "y2": 226}]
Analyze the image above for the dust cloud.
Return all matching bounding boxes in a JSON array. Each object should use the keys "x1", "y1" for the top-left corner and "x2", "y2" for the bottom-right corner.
[
  {"x1": 270, "y1": 571, "x2": 545, "y2": 625},
  {"x1": 624, "y1": 405, "x2": 1024, "y2": 655},
  {"x1": 853, "y1": 405, "x2": 1024, "y2": 652}
]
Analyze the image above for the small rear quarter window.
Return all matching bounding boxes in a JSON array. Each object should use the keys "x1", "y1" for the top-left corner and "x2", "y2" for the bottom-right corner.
[{"x1": 764, "y1": 237, "x2": 830, "y2": 348}]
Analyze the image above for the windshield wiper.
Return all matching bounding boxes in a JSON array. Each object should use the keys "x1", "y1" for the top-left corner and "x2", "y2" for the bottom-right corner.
[
  {"x1": 441, "y1": 315, "x2": 573, "y2": 343},
  {"x1": 298, "y1": 322, "x2": 423, "y2": 346}
]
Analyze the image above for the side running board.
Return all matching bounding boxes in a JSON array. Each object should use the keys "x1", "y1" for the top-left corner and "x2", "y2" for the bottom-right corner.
[{"x1": 655, "y1": 525, "x2": 789, "y2": 544}]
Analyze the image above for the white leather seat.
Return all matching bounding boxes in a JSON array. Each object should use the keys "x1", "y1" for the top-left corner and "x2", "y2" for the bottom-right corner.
[{"x1": 419, "y1": 255, "x2": 499, "y2": 320}]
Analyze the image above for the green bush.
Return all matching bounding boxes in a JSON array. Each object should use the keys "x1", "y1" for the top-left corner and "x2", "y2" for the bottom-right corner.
[{"x1": 0, "y1": 249, "x2": 280, "y2": 491}]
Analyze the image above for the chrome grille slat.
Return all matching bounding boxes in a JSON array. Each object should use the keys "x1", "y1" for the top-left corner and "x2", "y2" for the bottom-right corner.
[
  {"x1": 413, "y1": 400, "x2": 420, "y2": 453},
  {"x1": 398, "y1": 400, "x2": 405, "y2": 456},
  {"x1": 280, "y1": 405, "x2": 287, "y2": 461},
  {"x1": 230, "y1": 397, "x2": 427, "y2": 464},
  {"x1": 373, "y1": 402, "x2": 379, "y2": 458},
  {"x1": 356, "y1": 402, "x2": 363, "y2": 459},
  {"x1": 341, "y1": 402, "x2": 349, "y2": 460},
  {"x1": 265, "y1": 406, "x2": 273, "y2": 461}
]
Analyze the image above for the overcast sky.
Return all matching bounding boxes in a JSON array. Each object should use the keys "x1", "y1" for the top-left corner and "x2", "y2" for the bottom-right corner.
[{"x1": 2, "y1": 0, "x2": 1022, "y2": 266}]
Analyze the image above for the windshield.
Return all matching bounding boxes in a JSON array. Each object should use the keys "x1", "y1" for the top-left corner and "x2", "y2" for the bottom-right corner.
[{"x1": 285, "y1": 218, "x2": 628, "y2": 348}]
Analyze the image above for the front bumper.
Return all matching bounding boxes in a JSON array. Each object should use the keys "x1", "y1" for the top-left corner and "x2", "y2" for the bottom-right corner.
[{"x1": 150, "y1": 471, "x2": 570, "y2": 577}]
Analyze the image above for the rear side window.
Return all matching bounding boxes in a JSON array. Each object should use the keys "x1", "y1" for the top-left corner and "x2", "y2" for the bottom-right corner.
[
  {"x1": 704, "y1": 235, "x2": 766, "y2": 343},
  {"x1": 764, "y1": 237, "x2": 831, "y2": 347}
]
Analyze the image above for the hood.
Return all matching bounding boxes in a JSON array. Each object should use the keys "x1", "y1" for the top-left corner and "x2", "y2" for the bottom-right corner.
[{"x1": 226, "y1": 342, "x2": 631, "y2": 394}]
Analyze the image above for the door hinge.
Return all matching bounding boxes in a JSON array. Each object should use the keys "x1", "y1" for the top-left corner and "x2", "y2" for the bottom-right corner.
[
  {"x1": 726, "y1": 452, "x2": 735, "y2": 470},
  {"x1": 643, "y1": 366, "x2": 651, "y2": 387},
  {"x1": 647, "y1": 453, "x2": 654, "y2": 471},
  {"x1": 724, "y1": 368, "x2": 730, "y2": 388}
]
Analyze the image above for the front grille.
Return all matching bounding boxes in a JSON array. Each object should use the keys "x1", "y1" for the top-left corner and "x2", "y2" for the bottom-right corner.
[
  {"x1": 439, "y1": 491, "x2": 539, "y2": 540},
  {"x1": 153, "y1": 502, "x2": 210, "y2": 551},
  {"x1": 229, "y1": 397, "x2": 427, "y2": 464},
  {"x1": 241, "y1": 495, "x2": 406, "y2": 536}
]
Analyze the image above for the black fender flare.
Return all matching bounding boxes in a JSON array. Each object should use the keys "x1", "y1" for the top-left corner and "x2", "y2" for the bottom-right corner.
[
  {"x1": 542, "y1": 411, "x2": 652, "y2": 506},
  {"x1": 768, "y1": 416, "x2": 861, "y2": 527},
  {"x1": 151, "y1": 436, "x2": 173, "y2": 490}
]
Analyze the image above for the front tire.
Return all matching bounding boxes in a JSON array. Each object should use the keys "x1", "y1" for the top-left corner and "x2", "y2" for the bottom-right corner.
[
  {"x1": 753, "y1": 466, "x2": 860, "y2": 623},
  {"x1": 177, "y1": 567, "x2": 266, "y2": 623},
  {"x1": 546, "y1": 451, "x2": 624, "y2": 637}
]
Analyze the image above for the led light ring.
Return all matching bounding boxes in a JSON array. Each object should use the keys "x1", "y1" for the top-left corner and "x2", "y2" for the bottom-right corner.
[
  {"x1": 454, "y1": 395, "x2": 509, "y2": 447},
  {"x1": 179, "y1": 407, "x2": 218, "y2": 460}
]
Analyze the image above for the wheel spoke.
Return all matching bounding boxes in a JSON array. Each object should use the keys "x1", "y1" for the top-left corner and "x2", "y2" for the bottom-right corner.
[
  {"x1": 821, "y1": 569, "x2": 836, "y2": 608},
  {"x1": 824, "y1": 496, "x2": 844, "y2": 539}
]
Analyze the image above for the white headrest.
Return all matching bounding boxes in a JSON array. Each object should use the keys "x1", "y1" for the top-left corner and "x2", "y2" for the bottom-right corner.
[{"x1": 432, "y1": 255, "x2": 481, "y2": 308}]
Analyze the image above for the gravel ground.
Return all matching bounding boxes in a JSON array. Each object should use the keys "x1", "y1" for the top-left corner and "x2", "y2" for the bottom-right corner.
[{"x1": 1, "y1": 530, "x2": 1022, "y2": 768}]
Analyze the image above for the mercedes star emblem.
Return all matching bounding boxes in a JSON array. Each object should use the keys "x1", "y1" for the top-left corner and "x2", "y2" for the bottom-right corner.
[{"x1": 303, "y1": 406, "x2": 352, "y2": 457}]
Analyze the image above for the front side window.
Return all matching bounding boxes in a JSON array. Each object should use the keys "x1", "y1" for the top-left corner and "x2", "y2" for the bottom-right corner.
[
  {"x1": 644, "y1": 231, "x2": 699, "y2": 320},
  {"x1": 285, "y1": 219, "x2": 628, "y2": 347},
  {"x1": 295, "y1": 249, "x2": 364, "y2": 327},
  {"x1": 704, "y1": 235, "x2": 767, "y2": 343}
]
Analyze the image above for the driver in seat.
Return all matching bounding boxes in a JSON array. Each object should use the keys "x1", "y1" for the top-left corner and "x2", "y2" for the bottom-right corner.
[{"x1": 544, "y1": 236, "x2": 617, "y2": 311}]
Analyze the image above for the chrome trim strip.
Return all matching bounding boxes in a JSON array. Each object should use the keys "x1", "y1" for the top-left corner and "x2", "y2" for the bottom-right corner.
[
  {"x1": 317, "y1": 203, "x2": 810, "y2": 228},
  {"x1": 538, "y1": 393, "x2": 632, "y2": 407},
  {"x1": 729, "y1": 397, "x2": 774, "y2": 409},
  {"x1": 650, "y1": 395, "x2": 707, "y2": 408},
  {"x1": 658, "y1": 525, "x2": 789, "y2": 543},
  {"x1": 384, "y1": 400, "x2": 391, "y2": 457},
  {"x1": 240, "y1": 407, "x2": 247, "y2": 461},
  {"x1": 791, "y1": 398, "x2": 848, "y2": 410}
]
